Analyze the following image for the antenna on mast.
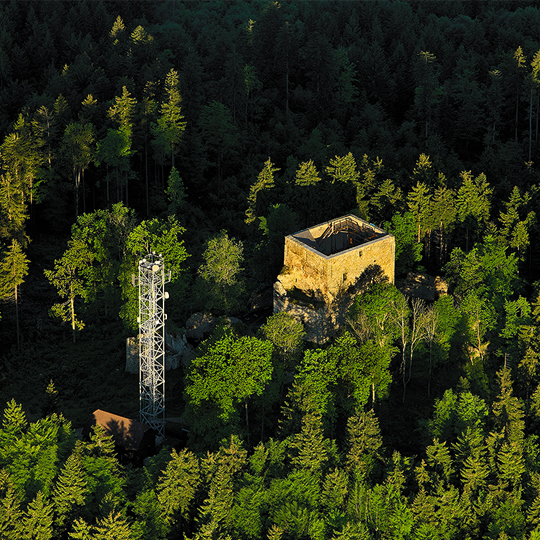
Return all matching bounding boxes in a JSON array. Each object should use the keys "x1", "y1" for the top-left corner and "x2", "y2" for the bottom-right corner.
[{"x1": 134, "y1": 253, "x2": 170, "y2": 439}]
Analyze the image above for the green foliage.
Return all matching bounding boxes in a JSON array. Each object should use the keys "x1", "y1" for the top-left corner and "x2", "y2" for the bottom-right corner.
[
  {"x1": 326, "y1": 153, "x2": 360, "y2": 185},
  {"x1": 186, "y1": 333, "x2": 273, "y2": 421},
  {"x1": 456, "y1": 171, "x2": 492, "y2": 251},
  {"x1": 155, "y1": 448, "x2": 201, "y2": 534},
  {"x1": 0, "y1": 469, "x2": 23, "y2": 540},
  {"x1": 445, "y1": 235, "x2": 519, "y2": 305},
  {"x1": 259, "y1": 311, "x2": 305, "y2": 369},
  {"x1": 246, "y1": 159, "x2": 279, "y2": 224},
  {"x1": 20, "y1": 490, "x2": 54, "y2": 540},
  {"x1": 295, "y1": 159, "x2": 321, "y2": 187},
  {"x1": 384, "y1": 212, "x2": 423, "y2": 276},
  {"x1": 346, "y1": 410, "x2": 383, "y2": 482},
  {"x1": 52, "y1": 451, "x2": 88, "y2": 532},
  {"x1": 152, "y1": 69, "x2": 186, "y2": 166},
  {"x1": 0, "y1": 238, "x2": 28, "y2": 300},
  {"x1": 45, "y1": 231, "x2": 93, "y2": 340},
  {"x1": 197, "y1": 230, "x2": 244, "y2": 313},
  {"x1": 165, "y1": 166, "x2": 186, "y2": 214},
  {"x1": 120, "y1": 214, "x2": 189, "y2": 329}
]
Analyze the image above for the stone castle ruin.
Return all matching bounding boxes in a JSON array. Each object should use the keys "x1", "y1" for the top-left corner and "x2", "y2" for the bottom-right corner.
[{"x1": 274, "y1": 215, "x2": 395, "y2": 343}]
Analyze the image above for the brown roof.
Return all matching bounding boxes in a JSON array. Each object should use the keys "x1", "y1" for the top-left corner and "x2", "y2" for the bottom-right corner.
[{"x1": 89, "y1": 409, "x2": 154, "y2": 451}]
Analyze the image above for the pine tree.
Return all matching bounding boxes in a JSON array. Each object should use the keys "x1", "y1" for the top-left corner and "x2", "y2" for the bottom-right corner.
[
  {"x1": 0, "y1": 239, "x2": 29, "y2": 348},
  {"x1": 152, "y1": 69, "x2": 186, "y2": 168},
  {"x1": 19, "y1": 491, "x2": 54, "y2": 540},
  {"x1": 165, "y1": 166, "x2": 186, "y2": 215},
  {"x1": 414, "y1": 51, "x2": 442, "y2": 142},
  {"x1": 0, "y1": 399, "x2": 27, "y2": 448},
  {"x1": 289, "y1": 410, "x2": 329, "y2": 473},
  {"x1": 199, "y1": 101, "x2": 237, "y2": 192},
  {"x1": 156, "y1": 448, "x2": 201, "y2": 533},
  {"x1": 371, "y1": 178, "x2": 403, "y2": 225},
  {"x1": 52, "y1": 451, "x2": 88, "y2": 532},
  {"x1": 345, "y1": 409, "x2": 383, "y2": 481},
  {"x1": 92, "y1": 511, "x2": 134, "y2": 540},
  {"x1": 44, "y1": 235, "x2": 91, "y2": 342},
  {"x1": 430, "y1": 185, "x2": 456, "y2": 267},
  {"x1": 0, "y1": 171, "x2": 29, "y2": 245},
  {"x1": 295, "y1": 159, "x2": 321, "y2": 186},
  {"x1": 0, "y1": 470, "x2": 22, "y2": 540},
  {"x1": 456, "y1": 171, "x2": 492, "y2": 252},
  {"x1": 407, "y1": 181, "x2": 432, "y2": 244},
  {"x1": 61, "y1": 122, "x2": 94, "y2": 217},
  {"x1": 246, "y1": 159, "x2": 279, "y2": 224},
  {"x1": 326, "y1": 153, "x2": 360, "y2": 185},
  {"x1": 493, "y1": 368, "x2": 525, "y2": 445},
  {"x1": 512, "y1": 46, "x2": 527, "y2": 143}
]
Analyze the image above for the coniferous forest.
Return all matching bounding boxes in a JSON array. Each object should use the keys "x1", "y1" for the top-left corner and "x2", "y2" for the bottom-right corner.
[{"x1": 5, "y1": 0, "x2": 540, "y2": 538}]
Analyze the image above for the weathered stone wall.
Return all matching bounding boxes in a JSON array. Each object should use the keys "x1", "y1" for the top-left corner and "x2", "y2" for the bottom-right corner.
[
  {"x1": 282, "y1": 236, "x2": 330, "y2": 297},
  {"x1": 275, "y1": 215, "x2": 396, "y2": 343},
  {"x1": 281, "y1": 231, "x2": 395, "y2": 302}
]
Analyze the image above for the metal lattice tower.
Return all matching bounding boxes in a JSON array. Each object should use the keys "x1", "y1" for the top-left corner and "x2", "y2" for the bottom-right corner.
[{"x1": 136, "y1": 253, "x2": 170, "y2": 438}]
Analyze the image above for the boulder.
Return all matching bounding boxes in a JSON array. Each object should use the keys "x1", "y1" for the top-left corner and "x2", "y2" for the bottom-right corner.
[{"x1": 185, "y1": 312, "x2": 216, "y2": 341}]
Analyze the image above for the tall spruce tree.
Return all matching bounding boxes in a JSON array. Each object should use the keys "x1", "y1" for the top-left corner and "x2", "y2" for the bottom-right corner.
[{"x1": 0, "y1": 239, "x2": 29, "y2": 348}]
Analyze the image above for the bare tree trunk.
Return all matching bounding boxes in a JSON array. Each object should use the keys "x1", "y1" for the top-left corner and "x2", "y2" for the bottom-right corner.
[{"x1": 71, "y1": 295, "x2": 76, "y2": 343}]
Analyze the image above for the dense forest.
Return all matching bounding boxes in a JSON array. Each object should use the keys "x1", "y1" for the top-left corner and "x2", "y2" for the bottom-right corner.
[{"x1": 4, "y1": 0, "x2": 540, "y2": 538}]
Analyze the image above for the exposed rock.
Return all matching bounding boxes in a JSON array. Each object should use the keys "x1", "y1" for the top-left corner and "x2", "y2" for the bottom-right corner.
[
  {"x1": 185, "y1": 312, "x2": 217, "y2": 341},
  {"x1": 166, "y1": 333, "x2": 196, "y2": 368},
  {"x1": 125, "y1": 333, "x2": 193, "y2": 373},
  {"x1": 435, "y1": 276, "x2": 448, "y2": 297}
]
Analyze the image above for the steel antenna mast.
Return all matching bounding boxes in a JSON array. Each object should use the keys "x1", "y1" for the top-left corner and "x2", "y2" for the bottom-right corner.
[{"x1": 136, "y1": 252, "x2": 170, "y2": 439}]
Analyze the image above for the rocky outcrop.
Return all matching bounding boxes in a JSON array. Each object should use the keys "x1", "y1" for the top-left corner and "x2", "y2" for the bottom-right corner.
[{"x1": 185, "y1": 312, "x2": 217, "y2": 341}]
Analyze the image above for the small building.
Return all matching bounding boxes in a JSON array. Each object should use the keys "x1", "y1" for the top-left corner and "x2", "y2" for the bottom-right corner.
[
  {"x1": 274, "y1": 214, "x2": 395, "y2": 342},
  {"x1": 83, "y1": 409, "x2": 155, "y2": 464}
]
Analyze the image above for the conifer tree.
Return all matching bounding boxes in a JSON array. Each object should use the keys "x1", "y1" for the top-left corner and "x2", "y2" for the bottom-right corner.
[
  {"x1": 0, "y1": 113, "x2": 44, "y2": 212},
  {"x1": 493, "y1": 368, "x2": 525, "y2": 446},
  {"x1": 0, "y1": 171, "x2": 29, "y2": 245},
  {"x1": 289, "y1": 410, "x2": 330, "y2": 473},
  {"x1": 294, "y1": 160, "x2": 321, "y2": 225},
  {"x1": 0, "y1": 399, "x2": 27, "y2": 449},
  {"x1": 19, "y1": 491, "x2": 54, "y2": 540},
  {"x1": 52, "y1": 451, "x2": 88, "y2": 532},
  {"x1": 414, "y1": 51, "x2": 442, "y2": 141},
  {"x1": 0, "y1": 238, "x2": 29, "y2": 348},
  {"x1": 430, "y1": 185, "x2": 456, "y2": 266},
  {"x1": 0, "y1": 469, "x2": 22, "y2": 540},
  {"x1": 165, "y1": 166, "x2": 186, "y2": 215},
  {"x1": 92, "y1": 511, "x2": 134, "y2": 540},
  {"x1": 246, "y1": 159, "x2": 279, "y2": 224},
  {"x1": 407, "y1": 181, "x2": 432, "y2": 244},
  {"x1": 456, "y1": 171, "x2": 492, "y2": 251},
  {"x1": 61, "y1": 122, "x2": 94, "y2": 217},
  {"x1": 345, "y1": 409, "x2": 383, "y2": 482},
  {"x1": 152, "y1": 69, "x2": 186, "y2": 168},
  {"x1": 156, "y1": 448, "x2": 201, "y2": 534},
  {"x1": 197, "y1": 436, "x2": 247, "y2": 537},
  {"x1": 199, "y1": 101, "x2": 237, "y2": 191},
  {"x1": 45, "y1": 234, "x2": 91, "y2": 342}
]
